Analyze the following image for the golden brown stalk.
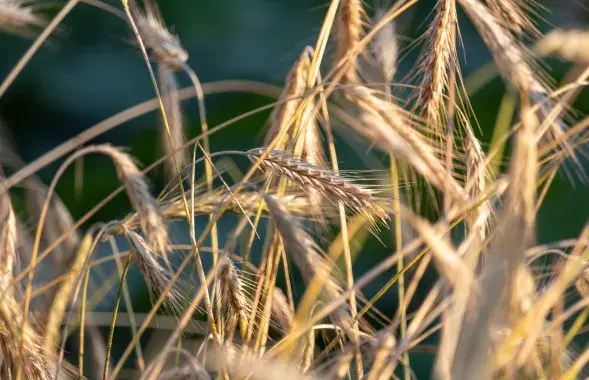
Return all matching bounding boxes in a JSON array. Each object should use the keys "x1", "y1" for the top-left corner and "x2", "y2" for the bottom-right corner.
[
  {"x1": 486, "y1": 0, "x2": 538, "y2": 37},
  {"x1": 100, "y1": 145, "x2": 169, "y2": 261},
  {"x1": 343, "y1": 86, "x2": 466, "y2": 201},
  {"x1": 372, "y1": 7, "x2": 398, "y2": 84},
  {"x1": 537, "y1": 29, "x2": 589, "y2": 63},
  {"x1": 247, "y1": 148, "x2": 388, "y2": 224},
  {"x1": 0, "y1": 0, "x2": 46, "y2": 36},
  {"x1": 25, "y1": 178, "x2": 80, "y2": 278},
  {"x1": 131, "y1": 0, "x2": 188, "y2": 70},
  {"x1": 263, "y1": 193, "x2": 354, "y2": 334},
  {"x1": 334, "y1": 0, "x2": 364, "y2": 84},
  {"x1": 458, "y1": 0, "x2": 571, "y2": 157},
  {"x1": 415, "y1": 0, "x2": 457, "y2": 127},
  {"x1": 158, "y1": 62, "x2": 187, "y2": 179},
  {"x1": 216, "y1": 257, "x2": 248, "y2": 340},
  {"x1": 125, "y1": 229, "x2": 180, "y2": 312}
]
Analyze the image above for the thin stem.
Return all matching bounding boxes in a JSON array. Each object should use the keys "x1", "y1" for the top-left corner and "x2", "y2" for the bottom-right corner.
[{"x1": 102, "y1": 253, "x2": 133, "y2": 380}]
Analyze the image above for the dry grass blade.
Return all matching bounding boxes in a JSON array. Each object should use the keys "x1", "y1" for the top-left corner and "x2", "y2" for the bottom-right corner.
[
  {"x1": 334, "y1": 0, "x2": 364, "y2": 84},
  {"x1": 247, "y1": 148, "x2": 388, "y2": 224},
  {"x1": 0, "y1": 0, "x2": 46, "y2": 36},
  {"x1": 120, "y1": 190, "x2": 324, "y2": 233}
]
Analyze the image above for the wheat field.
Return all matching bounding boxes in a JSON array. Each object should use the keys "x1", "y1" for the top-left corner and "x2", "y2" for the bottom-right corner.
[{"x1": 0, "y1": 0, "x2": 588, "y2": 378}]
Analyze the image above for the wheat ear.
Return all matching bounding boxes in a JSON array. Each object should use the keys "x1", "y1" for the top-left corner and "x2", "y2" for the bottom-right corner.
[
  {"x1": 334, "y1": 0, "x2": 364, "y2": 84},
  {"x1": 415, "y1": 0, "x2": 457, "y2": 128},
  {"x1": 158, "y1": 62, "x2": 188, "y2": 179},
  {"x1": 248, "y1": 148, "x2": 389, "y2": 223}
]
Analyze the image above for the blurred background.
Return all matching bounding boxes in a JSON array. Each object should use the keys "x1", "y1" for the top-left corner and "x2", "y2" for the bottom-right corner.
[{"x1": 1, "y1": 0, "x2": 588, "y2": 377}]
